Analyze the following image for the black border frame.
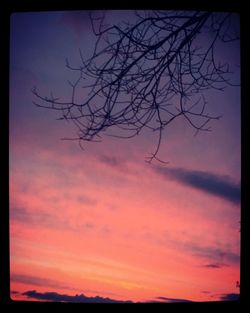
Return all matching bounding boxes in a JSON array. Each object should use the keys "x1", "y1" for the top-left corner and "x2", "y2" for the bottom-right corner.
[{"x1": 1, "y1": 1, "x2": 247, "y2": 312}]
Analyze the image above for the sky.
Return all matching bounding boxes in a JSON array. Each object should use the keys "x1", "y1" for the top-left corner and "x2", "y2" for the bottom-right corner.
[{"x1": 9, "y1": 11, "x2": 241, "y2": 303}]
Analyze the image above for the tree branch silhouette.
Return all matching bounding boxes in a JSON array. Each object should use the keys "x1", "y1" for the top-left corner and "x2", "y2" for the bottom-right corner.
[{"x1": 32, "y1": 10, "x2": 239, "y2": 162}]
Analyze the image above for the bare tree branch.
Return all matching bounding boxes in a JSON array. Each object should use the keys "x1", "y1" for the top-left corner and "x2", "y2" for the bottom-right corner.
[{"x1": 32, "y1": 10, "x2": 240, "y2": 162}]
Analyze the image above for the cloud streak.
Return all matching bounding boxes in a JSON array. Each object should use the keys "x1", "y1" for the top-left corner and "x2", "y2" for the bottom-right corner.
[
  {"x1": 154, "y1": 166, "x2": 240, "y2": 204},
  {"x1": 77, "y1": 195, "x2": 97, "y2": 206},
  {"x1": 10, "y1": 207, "x2": 97, "y2": 233},
  {"x1": 10, "y1": 207, "x2": 67, "y2": 229},
  {"x1": 21, "y1": 290, "x2": 193, "y2": 303},
  {"x1": 187, "y1": 242, "x2": 240, "y2": 265},
  {"x1": 98, "y1": 155, "x2": 128, "y2": 172},
  {"x1": 11, "y1": 274, "x2": 72, "y2": 291},
  {"x1": 219, "y1": 293, "x2": 239, "y2": 301},
  {"x1": 22, "y1": 290, "x2": 133, "y2": 303},
  {"x1": 155, "y1": 296, "x2": 192, "y2": 303},
  {"x1": 202, "y1": 263, "x2": 228, "y2": 269}
]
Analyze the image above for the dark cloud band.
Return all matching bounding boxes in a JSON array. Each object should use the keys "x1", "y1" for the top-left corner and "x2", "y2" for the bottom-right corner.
[
  {"x1": 23, "y1": 290, "x2": 132, "y2": 303},
  {"x1": 154, "y1": 166, "x2": 240, "y2": 204},
  {"x1": 155, "y1": 296, "x2": 192, "y2": 303}
]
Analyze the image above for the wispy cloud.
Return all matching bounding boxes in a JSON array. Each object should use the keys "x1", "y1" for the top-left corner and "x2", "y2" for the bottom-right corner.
[
  {"x1": 10, "y1": 207, "x2": 67, "y2": 229},
  {"x1": 10, "y1": 207, "x2": 32, "y2": 223},
  {"x1": 219, "y1": 293, "x2": 240, "y2": 301},
  {"x1": 154, "y1": 166, "x2": 240, "y2": 204},
  {"x1": 187, "y1": 242, "x2": 240, "y2": 265},
  {"x1": 10, "y1": 207, "x2": 97, "y2": 233},
  {"x1": 11, "y1": 274, "x2": 72, "y2": 290},
  {"x1": 77, "y1": 195, "x2": 97, "y2": 206},
  {"x1": 202, "y1": 263, "x2": 228, "y2": 269},
  {"x1": 99, "y1": 155, "x2": 126, "y2": 170},
  {"x1": 22, "y1": 290, "x2": 133, "y2": 303},
  {"x1": 145, "y1": 229, "x2": 240, "y2": 266},
  {"x1": 155, "y1": 296, "x2": 192, "y2": 303}
]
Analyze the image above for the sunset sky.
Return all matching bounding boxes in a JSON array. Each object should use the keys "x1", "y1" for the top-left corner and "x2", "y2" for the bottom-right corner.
[{"x1": 9, "y1": 11, "x2": 241, "y2": 303}]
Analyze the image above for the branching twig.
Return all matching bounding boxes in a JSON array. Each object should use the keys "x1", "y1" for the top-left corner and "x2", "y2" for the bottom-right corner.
[{"x1": 32, "y1": 10, "x2": 240, "y2": 162}]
